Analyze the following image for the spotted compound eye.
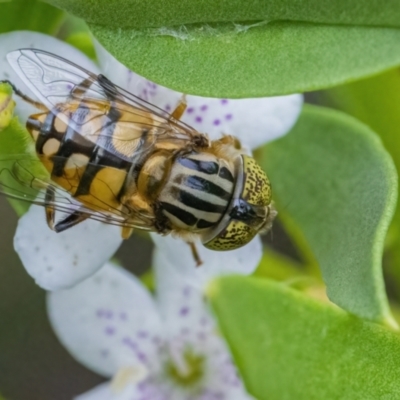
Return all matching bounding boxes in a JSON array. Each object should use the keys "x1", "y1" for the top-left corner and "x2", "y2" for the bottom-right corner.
[
  {"x1": 203, "y1": 155, "x2": 275, "y2": 251},
  {"x1": 241, "y1": 155, "x2": 272, "y2": 207}
]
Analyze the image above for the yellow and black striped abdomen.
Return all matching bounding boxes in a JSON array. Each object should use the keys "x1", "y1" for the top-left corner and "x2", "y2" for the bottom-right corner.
[
  {"x1": 158, "y1": 152, "x2": 235, "y2": 232},
  {"x1": 26, "y1": 101, "x2": 134, "y2": 213}
]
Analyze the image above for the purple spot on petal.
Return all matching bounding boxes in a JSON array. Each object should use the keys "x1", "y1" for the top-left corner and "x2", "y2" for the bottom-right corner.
[
  {"x1": 197, "y1": 331, "x2": 206, "y2": 341},
  {"x1": 213, "y1": 119, "x2": 221, "y2": 126},
  {"x1": 96, "y1": 309, "x2": 113, "y2": 319},
  {"x1": 137, "y1": 330, "x2": 149, "y2": 339},
  {"x1": 225, "y1": 114, "x2": 233, "y2": 120},
  {"x1": 146, "y1": 81, "x2": 157, "y2": 89},
  {"x1": 127, "y1": 71, "x2": 133, "y2": 84},
  {"x1": 165, "y1": 104, "x2": 171, "y2": 111},
  {"x1": 105, "y1": 326, "x2": 116, "y2": 336},
  {"x1": 187, "y1": 107, "x2": 194, "y2": 114},
  {"x1": 200, "y1": 317, "x2": 208, "y2": 326},
  {"x1": 195, "y1": 116, "x2": 202, "y2": 123},
  {"x1": 221, "y1": 99, "x2": 228, "y2": 105},
  {"x1": 203, "y1": 388, "x2": 225, "y2": 400},
  {"x1": 200, "y1": 104, "x2": 208, "y2": 111},
  {"x1": 122, "y1": 337, "x2": 137, "y2": 350},
  {"x1": 138, "y1": 352, "x2": 147, "y2": 362},
  {"x1": 180, "y1": 307, "x2": 190, "y2": 316}
]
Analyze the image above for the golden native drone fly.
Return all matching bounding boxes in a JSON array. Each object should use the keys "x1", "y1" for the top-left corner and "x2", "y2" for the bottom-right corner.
[{"x1": 0, "y1": 49, "x2": 276, "y2": 264}]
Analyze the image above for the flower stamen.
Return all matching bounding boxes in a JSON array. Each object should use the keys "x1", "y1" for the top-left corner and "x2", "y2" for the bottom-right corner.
[
  {"x1": 111, "y1": 365, "x2": 149, "y2": 393},
  {"x1": 167, "y1": 347, "x2": 205, "y2": 386}
]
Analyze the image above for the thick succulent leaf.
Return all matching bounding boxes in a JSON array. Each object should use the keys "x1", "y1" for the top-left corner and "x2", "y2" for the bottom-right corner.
[
  {"x1": 46, "y1": 0, "x2": 400, "y2": 29},
  {"x1": 65, "y1": 32, "x2": 96, "y2": 60},
  {"x1": 262, "y1": 105, "x2": 397, "y2": 324},
  {"x1": 0, "y1": 83, "x2": 45, "y2": 215},
  {"x1": 210, "y1": 276, "x2": 400, "y2": 400},
  {"x1": 0, "y1": 0, "x2": 64, "y2": 34},
  {"x1": 319, "y1": 69, "x2": 400, "y2": 297},
  {"x1": 89, "y1": 22, "x2": 400, "y2": 98},
  {"x1": 255, "y1": 247, "x2": 306, "y2": 282},
  {"x1": 0, "y1": 117, "x2": 41, "y2": 216}
]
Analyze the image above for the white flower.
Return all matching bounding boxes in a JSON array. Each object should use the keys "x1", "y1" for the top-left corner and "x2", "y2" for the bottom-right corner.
[
  {"x1": 95, "y1": 41, "x2": 302, "y2": 150},
  {"x1": 0, "y1": 31, "x2": 303, "y2": 290},
  {"x1": 48, "y1": 256, "x2": 255, "y2": 400}
]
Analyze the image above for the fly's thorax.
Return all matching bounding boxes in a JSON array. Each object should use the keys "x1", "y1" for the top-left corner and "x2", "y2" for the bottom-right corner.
[
  {"x1": 157, "y1": 151, "x2": 236, "y2": 232},
  {"x1": 136, "y1": 149, "x2": 175, "y2": 202},
  {"x1": 202, "y1": 155, "x2": 276, "y2": 251}
]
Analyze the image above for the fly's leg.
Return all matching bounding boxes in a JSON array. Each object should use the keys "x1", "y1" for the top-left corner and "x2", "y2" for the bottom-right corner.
[
  {"x1": 45, "y1": 186, "x2": 55, "y2": 230},
  {"x1": 0, "y1": 80, "x2": 47, "y2": 111},
  {"x1": 121, "y1": 226, "x2": 134, "y2": 239},
  {"x1": 54, "y1": 210, "x2": 89, "y2": 233},
  {"x1": 169, "y1": 95, "x2": 209, "y2": 150},
  {"x1": 169, "y1": 95, "x2": 187, "y2": 121},
  {"x1": 218, "y1": 135, "x2": 242, "y2": 150},
  {"x1": 188, "y1": 242, "x2": 203, "y2": 267}
]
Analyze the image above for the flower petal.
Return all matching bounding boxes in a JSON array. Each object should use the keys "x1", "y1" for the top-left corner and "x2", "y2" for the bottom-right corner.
[
  {"x1": 75, "y1": 383, "x2": 115, "y2": 400},
  {"x1": 151, "y1": 233, "x2": 262, "y2": 291},
  {"x1": 0, "y1": 31, "x2": 100, "y2": 123},
  {"x1": 154, "y1": 248, "x2": 216, "y2": 342},
  {"x1": 14, "y1": 205, "x2": 122, "y2": 290},
  {"x1": 152, "y1": 234, "x2": 259, "y2": 346},
  {"x1": 200, "y1": 334, "x2": 256, "y2": 400},
  {"x1": 180, "y1": 94, "x2": 303, "y2": 150},
  {"x1": 153, "y1": 249, "x2": 255, "y2": 400},
  {"x1": 76, "y1": 380, "x2": 169, "y2": 400},
  {"x1": 96, "y1": 42, "x2": 303, "y2": 149},
  {"x1": 47, "y1": 263, "x2": 163, "y2": 378},
  {"x1": 74, "y1": 382, "x2": 150, "y2": 400}
]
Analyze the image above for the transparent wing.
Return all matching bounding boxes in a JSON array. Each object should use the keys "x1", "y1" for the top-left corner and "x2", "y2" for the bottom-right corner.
[
  {"x1": 0, "y1": 154, "x2": 156, "y2": 230},
  {"x1": 7, "y1": 49, "x2": 204, "y2": 161}
]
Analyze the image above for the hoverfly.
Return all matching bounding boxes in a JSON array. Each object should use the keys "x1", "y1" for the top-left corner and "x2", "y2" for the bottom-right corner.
[{"x1": 0, "y1": 49, "x2": 276, "y2": 262}]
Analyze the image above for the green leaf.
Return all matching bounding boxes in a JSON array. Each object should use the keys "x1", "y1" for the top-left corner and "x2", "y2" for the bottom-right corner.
[
  {"x1": 0, "y1": 117, "x2": 40, "y2": 216},
  {"x1": 0, "y1": 0, "x2": 64, "y2": 34},
  {"x1": 210, "y1": 276, "x2": 400, "y2": 400},
  {"x1": 65, "y1": 32, "x2": 96, "y2": 60},
  {"x1": 262, "y1": 105, "x2": 397, "y2": 324},
  {"x1": 318, "y1": 69, "x2": 400, "y2": 297},
  {"x1": 90, "y1": 22, "x2": 400, "y2": 98},
  {"x1": 46, "y1": 0, "x2": 400, "y2": 29},
  {"x1": 0, "y1": 84, "x2": 45, "y2": 216},
  {"x1": 255, "y1": 247, "x2": 306, "y2": 282},
  {"x1": 0, "y1": 83, "x2": 14, "y2": 130}
]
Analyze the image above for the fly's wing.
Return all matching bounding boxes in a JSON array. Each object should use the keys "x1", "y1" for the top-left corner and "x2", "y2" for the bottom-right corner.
[
  {"x1": 0, "y1": 154, "x2": 156, "y2": 230},
  {"x1": 7, "y1": 49, "x2": 205, "y2": 161}
]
